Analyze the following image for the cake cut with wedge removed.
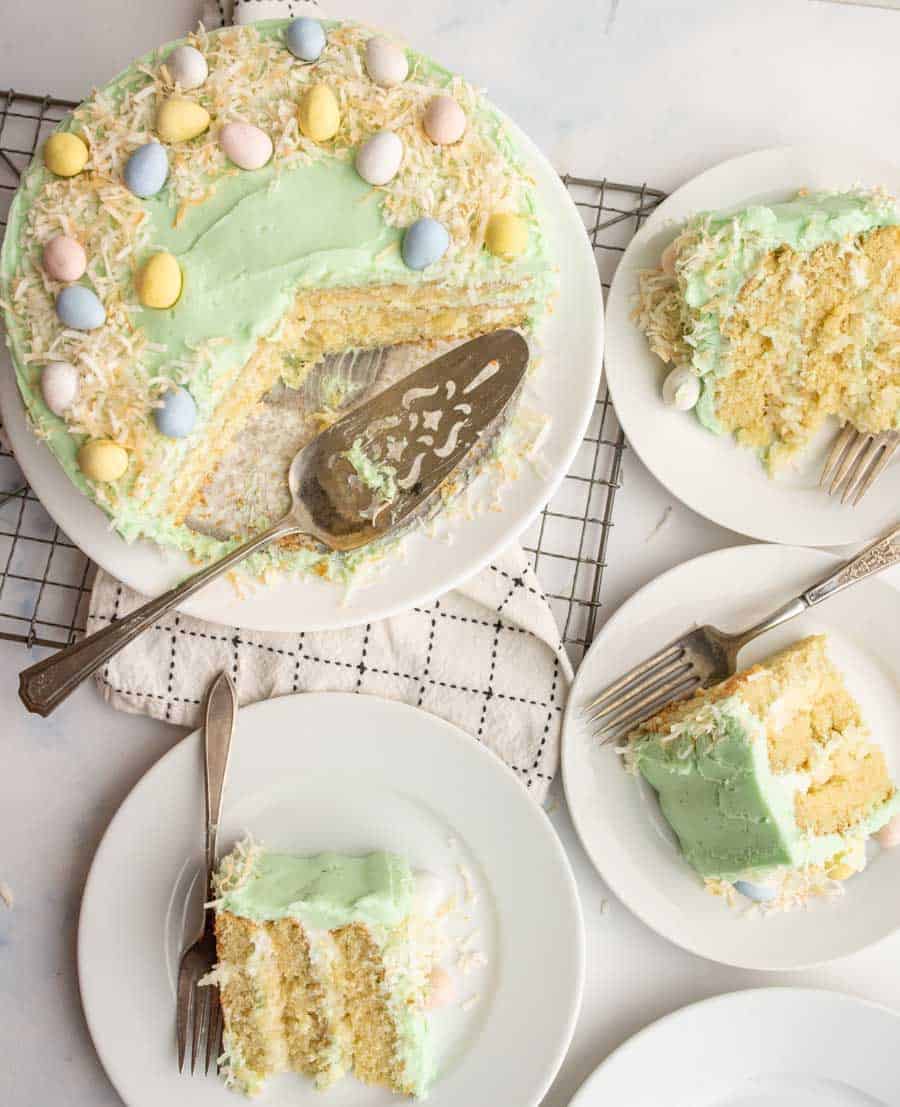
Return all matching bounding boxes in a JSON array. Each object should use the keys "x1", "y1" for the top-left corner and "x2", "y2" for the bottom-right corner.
[
  {"x1": 207, "y1": 842, "x2": 441, "y2": 1098},
  {"x1": 627, "y1": 635, "x2": 900, "y2": 909}
]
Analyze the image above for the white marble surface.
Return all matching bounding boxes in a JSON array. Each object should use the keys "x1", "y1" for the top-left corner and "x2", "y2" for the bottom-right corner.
[{"x1": 3, "y1": 1, "x2": 900, "y2": 1104}]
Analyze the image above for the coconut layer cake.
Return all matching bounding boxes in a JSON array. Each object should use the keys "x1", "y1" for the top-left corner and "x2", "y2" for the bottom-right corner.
[
  {"x1": 627, "y1": 636, "x2": 900, "y2": 909},
  {"x1": 1, "y1": 19, "x2": 554, "y2": 580},
  {"x1": 208, "y1": 843, "x2": 445, "y2": 1098},
  {"x1": 635, "y1": 190, "x2": 900, "y2": 473}
]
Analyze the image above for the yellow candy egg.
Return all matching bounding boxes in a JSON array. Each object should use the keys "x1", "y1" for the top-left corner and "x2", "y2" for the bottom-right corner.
[
  {"x1": 485, "y1": 213, "x2": 529, "y2": 260},
  {"x1": 43, "y1": 132, "x2": 89, "y2": 177},
  {"x1": 136, "y1": 252, "x2": 183, "y2": 309},
  {"x1": 78, "y1": 439, "x2": 128, "y2": 482},
  {"x1": 827, "y1": 862, "x2": 856, "y2": 881},
  {"x1": 156, "y1": 98, "x2": 210, "y2": 144},
  {"x1": 298, "y1": 84, "x2": 340, "y2": 143}
]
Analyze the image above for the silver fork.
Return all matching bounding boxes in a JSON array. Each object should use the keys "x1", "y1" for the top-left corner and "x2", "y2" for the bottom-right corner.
[
  {"x1": 585, "y1": 521, "x2": 900, "y2": 746},
  {"x1": 176, "y1": 671, "x2": 237, "y2": 1074},
  {"x1": 820, "y1": 425, "x2": 899, "y2": 505}
]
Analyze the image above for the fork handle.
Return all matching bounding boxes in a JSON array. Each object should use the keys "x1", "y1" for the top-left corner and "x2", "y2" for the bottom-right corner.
[
  {"x1": 801, "y1": 522, "x2": 900, "y2": 606},
  {"x1": 728, "y1": 521, "x2": 900, "y2": 653},
  {"x1": 18, "y1": 519, "x2": 295, "y2": 717}
]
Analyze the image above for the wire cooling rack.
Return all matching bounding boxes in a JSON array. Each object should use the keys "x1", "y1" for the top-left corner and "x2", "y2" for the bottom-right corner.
[{"x1": 0, "y1": 89, "x2": 665, "y2": 662}]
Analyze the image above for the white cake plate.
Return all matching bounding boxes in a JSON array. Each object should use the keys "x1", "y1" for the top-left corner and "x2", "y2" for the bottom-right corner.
[
  {"x1": 604, "y1": 143, "x2": 900, "y2": 547},
  {"x1": 0, "y1": 115, "x2": 602, "y2": 631},
  {"x1": 562, "y1": 543, "x2": 900, "y2": 970},
  {"x1": 78, "y1": 693, "x2": 584, "y2": 1107}
]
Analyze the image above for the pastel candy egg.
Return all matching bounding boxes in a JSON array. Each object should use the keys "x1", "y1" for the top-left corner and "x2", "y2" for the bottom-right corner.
[
  {"x1": 56, "y1": 285, "x2": 105, "y2": 330},
  {"x1": 733, "y1": 880, "x2": 777, "y2": 903},
  {"x1": 164, "y1": 44, "x2": 208, "y2": 89},
  {"x1": 137, "y1": 252, "x2": 182, "y2": 309},
  {"x1": 485, "y1": 213, "x2": 528, "y2": 260},
  {"x1": 78, "y1": 439, "x2": 128, "y2": 482},
  {"x1": 42, "y1": 235, "x2": 86, "y2": 282},
  {"x1": 876, "y1": 813, "x2": 900, "y2": 848},
  {"x1": 365, "y1": 36, "x2": 408, "y2": 87},
  {"x1": 40, "y1": 361, "x2": 79, "y2": 416},
  {"x1": 298, "y1": 84, "x2": 340, "y2": 142},
  {"x1": 425, "y1": 967, "x2": 456, "y2": 1011},
  {"x1": 43, "y1": 132, "x2": 89, "y2": 177},
  {"x1": 123, "y1": 141, "x2": 169, "y2": 198},
  {"x1": 662, "y1": 365, "x2": 701, "y2": 411},
  {"x1": 219, "y1": 122, "x2": 273, "y2": 171},
  {"x1": 355, "y1": 130, "x2": 403, "y2": 186},
  {"x1": 402, "y1": 217, "x2": 450, "y2": 270},
  {"x1": 423, "y1": 95, "x2": 466, "y2": 145},
  {"x1": 286, "y1": 17, "x2": 326, "y2": 62},
  {"x1": 154, "y1": 386, "x2": 197, "y2": 438},
  {"x1": 156, "y1": 98, "x2": 210, "y2": 145}
]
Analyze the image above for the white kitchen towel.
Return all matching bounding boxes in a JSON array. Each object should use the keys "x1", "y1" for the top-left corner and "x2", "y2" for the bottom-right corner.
[
  {"x1": 88, "y1": 547, "x2": 572, "y2": 804},
  {"x1": 89, "y1": 0, "x2": 571, "y2": 803}
]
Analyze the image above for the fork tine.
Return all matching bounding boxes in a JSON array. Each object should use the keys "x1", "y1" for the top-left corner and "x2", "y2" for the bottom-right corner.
[
  {"x1": 191, "y1": 979, "x2": 211, "y2": 1075},
  {"x1": 848, "y1": 434, "x2": 898, "y2": 505},
  {"x1": 585, "y1": 654, "x2": 693, "y2": 723},
  {"x1": 176, "y1": 965, "x2": 195, "y2": 1073},
  {"x1": 820, "y1": 423, "x2": 856, "y2": 487},
  {"x1": 841, "y1": 434, "x2": 882, "y2": 504},
  {"x1": 596, "y1": 673, "x2": 702, "y2": 742},
  {"x1": 828, "y1": 430, "x2": 870, "y2": 495},
  {"x1": 585, "y1": 642, "x2": 683, "y2": 713},
  {"x1": 205, "y1": 987, "x2": 221, "y2": 1074}
]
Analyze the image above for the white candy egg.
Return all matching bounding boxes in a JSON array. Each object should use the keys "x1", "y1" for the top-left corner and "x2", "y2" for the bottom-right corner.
[
  {"x1": 425, "y1": 967, "x2": 456, "y2": 1010},
  {"x1": 365, "y1": 36, "x2": 408, "y2": 87},
  {"x1": 165, "y1": 45, "x2": 208, "y2": 89},
  {"x1": 355, "y1": 130, "x2": 403, "y2": 186},
  {"x1": 40, "y1": 361, "x2": 79, "y2": 416},
  {"x1": 876, "y1": 813, "x2": 900, "y2": 849},
  {"x1": 662, "y1": 365, "x2": 701, "y2": 411},
  {"x1": 219, "y1": 122, "x2": 273, "y2": 170},
  {"x1": 413, "y1": 870, "x2": 445, "y2": 917}
]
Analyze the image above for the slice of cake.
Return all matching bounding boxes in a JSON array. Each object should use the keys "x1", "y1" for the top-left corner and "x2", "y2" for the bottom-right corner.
[
  {"x1": 207, "y1": 842, "x2": 441, "y2": 1097},
  {"x1": 1, "y1": 19, "x2": 555, "y2": 581},
  {"x1": 627, "y1": 636, "x2": 900, "y2": 908},
  {"x1": 634, "y1": 190, "x2": 900, "y2": 473}
]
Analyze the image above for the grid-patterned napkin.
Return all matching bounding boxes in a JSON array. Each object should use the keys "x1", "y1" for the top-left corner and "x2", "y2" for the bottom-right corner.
[{"x1": 88, "y1": 0, "x2": 571, "y2": 804}]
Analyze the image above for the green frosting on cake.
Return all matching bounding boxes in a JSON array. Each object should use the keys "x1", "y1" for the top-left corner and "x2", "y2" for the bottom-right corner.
[
  {"x1": 217, "y1": 849, "x2": 414, "y2": 928},
  {"x1": 632, "y1": 696, "x2": 900, "y2": 881}
]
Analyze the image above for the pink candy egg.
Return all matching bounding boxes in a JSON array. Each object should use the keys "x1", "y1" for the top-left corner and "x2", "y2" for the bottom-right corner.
[
  {"x1": 425, "y1": 967, "x2": 456, "y2": 1010},
  {"x1": 42, "y1": 235, "x2": 87, "y2": 282},
  {"x1": 423, "y1": 95, "x2": 466, "y2": 146},
  {"x1": 660, "y1": 240, "x2": 678, "y2": 276},
  {"x1": 876, "y1": 813, "x2": 900, "y2": 849},
  {"x1": 219, "y1": 122, "x2": 273, "y2": 171}
]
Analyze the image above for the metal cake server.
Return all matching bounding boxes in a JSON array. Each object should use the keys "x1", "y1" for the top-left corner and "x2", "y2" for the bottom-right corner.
[
  {"x1": 176, "y1": 670, "x2": 235, "y2": 1075},
  {"x1": 18, "y1": 330, "x2": 529, "y2": 716}
]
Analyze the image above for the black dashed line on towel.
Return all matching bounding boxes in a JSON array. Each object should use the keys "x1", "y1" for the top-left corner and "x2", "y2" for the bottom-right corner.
[
  {"x1": 476, "y1": 618, "x2": 503, "y2": 739},
  {"x1": 165, "y1": 614, "x2": 180, "y2": 722},
  {"x1": 355, "y1": 623, "x2": 371, "y2": 689},
  {"x1": 416, "y1": 601, "x2": 438, "y2": 707}
]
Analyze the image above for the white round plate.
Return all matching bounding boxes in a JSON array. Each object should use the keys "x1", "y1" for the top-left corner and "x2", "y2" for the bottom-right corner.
[
  {"x1": 0, "y1": 114, "x2": 602, "y2": 632},
  {"x1": 562, "y1": 544, "x2": 900, "y2": 970},
  {"x1": 79, "y1": 693, "x2": 584, "y2": 1107},
  {"x1": 569, "y1": 988, "x2": 900, "y2": 1106},
  {"x1": 604, "y1": 144, "x2": 900, "y2": 547}
]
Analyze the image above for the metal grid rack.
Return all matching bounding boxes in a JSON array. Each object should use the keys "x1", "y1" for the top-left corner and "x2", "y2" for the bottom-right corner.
[{"x1": 0, "y1": 89, "x2": 665, "y2": 663}]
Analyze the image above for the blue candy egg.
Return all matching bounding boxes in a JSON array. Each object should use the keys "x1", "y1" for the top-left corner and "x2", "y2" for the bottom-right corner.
[
  {"x1": 124, "y1": 141, "x2": 169, "y2": 198},
  {"x1": 734, "y1": 879, "x2": 777, "y2": 903},
  {"x1": 56, "y1": 285, "x2": 105, "y2": 330},
  {"x1": 286, "y1": 18, "x2": 326, "y2": 62},
  {"x1": 154, "y1": 386, "x2": 197, "y2": 438},
  {"x1": 402, "y1": 217, "x2": 450, "y2": 270}
]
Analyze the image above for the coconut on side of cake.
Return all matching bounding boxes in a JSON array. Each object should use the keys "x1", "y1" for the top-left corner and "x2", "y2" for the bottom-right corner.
[
  {"x1": 626, "y1": 635, "x2": 900, "y2": 911},
  {"x1": 634, "y1": 190, "x2": 900, "y2": 473},
  {"x1": 205, "y1": 841, "x2": 452, "y2": 1098}
]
